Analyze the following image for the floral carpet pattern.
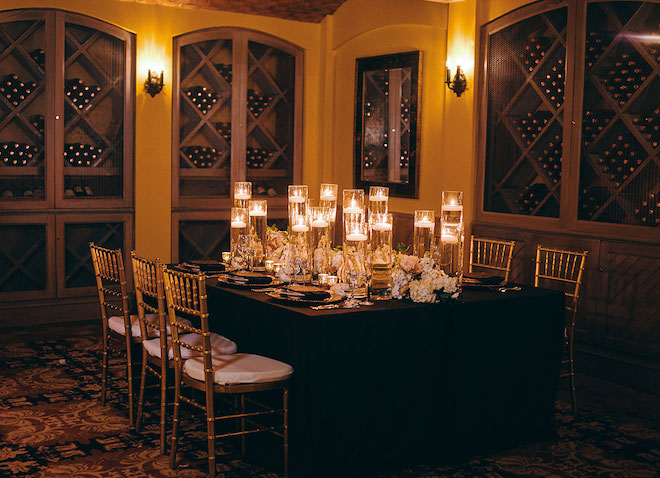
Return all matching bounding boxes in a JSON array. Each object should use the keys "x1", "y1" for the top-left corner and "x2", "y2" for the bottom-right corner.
[{"x1": 0, "y1": 331, "x2": 658, "y2": 477}]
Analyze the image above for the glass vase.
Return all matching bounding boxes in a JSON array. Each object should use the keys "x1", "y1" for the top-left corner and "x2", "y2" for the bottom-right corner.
[
  {"x1": 233, "y1": 181, "x2": 252, "y2": 209},
  {"x1": 248, "y1": 199, "x2": 267, "y2": 269},
  {"x1": 230, "y1": 207, "x2": 249, "y2": 269},
  {"x1": 439, "y1": 191, "x2": 464, "y2": 285},
  {"x1": 370, "y1": 212, "x2": 393, "y2": 300},
  {"x1": 319, "y1": 183, "x2": 338, "y2": 247},
  {"x1": 310, "y1": 206, "x2": 332, "y2": 278},
  {"x1": 343, "y1": 218, "x2": 368, "y2": 299},
  {"x1": 413, "y1": 210, "x2": 435, "y2": 258}
]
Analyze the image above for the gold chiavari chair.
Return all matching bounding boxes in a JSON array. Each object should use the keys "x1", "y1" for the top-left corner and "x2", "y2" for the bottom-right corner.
[
  {"x1": 469, "y1": 236, "x2": 516, "y2": 282},
  {"x1": 163, "y1": 268, "x2": 293, "y2": 478},
  {"x1": 131, "y1": 252, "x2": 236, "y2": 454},
  {"x1": 535, "y1": 245, "x2": 588, "y2": 413},
  {"x1": 90, "y1": 242, "x2": 140, "y2": 425}
]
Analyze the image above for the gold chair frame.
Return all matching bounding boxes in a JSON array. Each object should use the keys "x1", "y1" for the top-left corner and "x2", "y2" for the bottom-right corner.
[
  {"x1": 469, "y1": 236, "x2": 516, "y2": 282},
  {"x1": 163, "y1": 268, "x2": 290, "y2": 478},
  {"x1": 90, "y1": 242, "x2": 137, "y2": 425},
  {"x1": 131, "y1": 252, "x2": 170, "y2": 454},
  {"x1": 534, "y1": 245, "x2": 588, "y2": 413}
]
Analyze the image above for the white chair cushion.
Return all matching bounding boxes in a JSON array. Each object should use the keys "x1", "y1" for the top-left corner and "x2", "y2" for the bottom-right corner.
[
  {"x1": 142, "y1": 333, "x2": 238, "y2": 360},
  {"x1": 183, "y1": 353, "x2": 293, "y2": 385},
  {"x1": 108, "y1": 314, "x2": 192, "y2": 338}
]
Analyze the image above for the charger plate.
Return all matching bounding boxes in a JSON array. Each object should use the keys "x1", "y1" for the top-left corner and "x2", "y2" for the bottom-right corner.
[
  {"x1": 216, "y1": 274, "x2": 283, "y2": 288},
  {"x1": 266, "y1": 290, "x2": 343, "y2": 306}
]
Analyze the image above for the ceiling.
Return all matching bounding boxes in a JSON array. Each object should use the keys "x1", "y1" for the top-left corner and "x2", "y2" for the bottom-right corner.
[{"x1": 122, "y1": 0, "x2": 350, "y2": 23}]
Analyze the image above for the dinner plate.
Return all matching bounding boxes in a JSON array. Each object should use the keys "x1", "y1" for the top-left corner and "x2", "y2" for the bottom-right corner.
[
  {"x1": 216, "y1": 274, "x2": 283, "y2": 288},
  {"x1": 170, "y1": 264, "x2": 236, "y2": 276},
  {"x1": 266, "y1": 290, "x2": 344, "y2": 306},
  {"x1": 463, "y1": 272, "x2": 505, "y2": 285}
]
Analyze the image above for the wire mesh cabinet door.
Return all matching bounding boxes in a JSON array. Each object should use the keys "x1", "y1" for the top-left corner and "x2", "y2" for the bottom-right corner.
[
  {"x1": 480, "y1": 3, "x2": 571, "y2": 220},
  {"x1": 0, "y1": 10, "x2": 51, "y2": 210},
  {"x1": 576, "y1": 1, "x2": 660, "y2": 229},
  {"x1": 56, "y1": 11, "x2": 135, "y2": 209}
]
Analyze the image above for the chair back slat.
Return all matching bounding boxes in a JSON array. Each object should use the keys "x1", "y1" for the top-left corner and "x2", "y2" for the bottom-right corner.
[
  {"x1": 131, "y1": 251, "x2": 168, "y2": 342},
  {"x1": 90, "y1": 242, "x2": 130, "y2": 331},
  {"x1": 163, "y1": 268, "x2": 213, "y2": 369},
  {"x1": 534, "y1": 246, "x2": 588, "y2": 322},
  {"x1": 469, "y1": 236, "x2": 516, "y2": 282}
]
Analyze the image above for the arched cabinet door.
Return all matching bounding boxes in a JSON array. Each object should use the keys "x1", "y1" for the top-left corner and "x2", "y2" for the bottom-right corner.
[{"x1": 172, "y1": 28, "x2": 303, "y2": 211}]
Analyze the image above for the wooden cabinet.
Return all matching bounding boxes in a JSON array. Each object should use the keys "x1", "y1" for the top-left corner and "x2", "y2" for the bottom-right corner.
[
  {"x1": 0, "y1": 9, "x2": 135, "y2": 309},
  {"x1": 172, "y1": 28, "x2": 302, "y2": 261},
  {"x1": 476, "y1": 0, "x2": 659, "y2": 391}
]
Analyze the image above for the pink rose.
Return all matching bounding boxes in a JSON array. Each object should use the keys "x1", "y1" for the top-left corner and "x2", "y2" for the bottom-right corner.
[{"x1": 399, "y1": 254, "x2": 418, "y2": 274}]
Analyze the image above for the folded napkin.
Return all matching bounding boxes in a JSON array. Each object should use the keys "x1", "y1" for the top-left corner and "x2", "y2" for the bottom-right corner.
[
  {"x1": 187, "y1": 260, "x2": 226, "y2": 272},
  {"x1": 280, "y1": 285, "x2": 330, "y2": 300},
  {"x1": 463, "y1": 272, "x2": 505, "y2": 285},
  {"x1": 225, "y1": 271, "x2": 273, "y2": 285}
]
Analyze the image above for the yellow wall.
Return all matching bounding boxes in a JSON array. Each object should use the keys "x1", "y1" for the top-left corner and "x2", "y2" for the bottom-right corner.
[{"x1": 3, "y1": 0, "x2": 537, "y2": 259}]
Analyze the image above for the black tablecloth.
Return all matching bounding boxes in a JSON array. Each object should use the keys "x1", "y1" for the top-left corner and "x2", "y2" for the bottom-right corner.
[{"x1": 206, "y1": 282, "x2": 565, "y2": 477}]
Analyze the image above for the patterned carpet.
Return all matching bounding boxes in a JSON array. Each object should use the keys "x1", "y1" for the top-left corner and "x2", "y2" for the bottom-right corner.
[{"x1": 0, "y1": 326, "x2": 658, "y2": 478}]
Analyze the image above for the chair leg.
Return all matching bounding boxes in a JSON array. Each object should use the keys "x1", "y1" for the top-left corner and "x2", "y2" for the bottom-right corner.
[
  {"x1": 136, "y1": 349, "x2": 148, "y2": 432},
  {"x1": 283, "y1": 387, "x2": 289, "y2": 478},
  {"x1": 159, "y1": 360, "x2": 168, "y2": 455},
  {"x1": 568, "y1": 335, "x2": 577, "y2": 413},
  {"x1": 206, "y1": 386, "x2": 216, "y2": 478},
  {"x1": 101, "y1": 332, "x2": 109, "y2": 407},
  {"x1": 124, "y1": 334, "x2": 135, "y2": 427},
  {"x1": 240, "y1": 394, "x2": 246, "y2": 455},
  {"x1": 170, "y1": 375, "x2": 181, "y2": 470}
]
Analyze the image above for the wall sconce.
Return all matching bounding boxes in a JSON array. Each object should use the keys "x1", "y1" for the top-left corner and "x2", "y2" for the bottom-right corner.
[
  {"x1": 144, "y1": 69, "x2": 164, "y2": 97},
  {"x1": 446, "y1": 64, "x2": 467, "y2": 97}
]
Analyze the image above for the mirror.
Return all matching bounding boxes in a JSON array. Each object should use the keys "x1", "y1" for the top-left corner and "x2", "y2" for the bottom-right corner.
[{"x1": 354, "y1": 51, "x2": 421, "y2": 198}]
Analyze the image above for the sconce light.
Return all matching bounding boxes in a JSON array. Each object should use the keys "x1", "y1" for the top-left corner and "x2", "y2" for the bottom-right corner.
[
  {"x1": 144, "y1": 69, "x2": 164, "y2": 97},
  {"x1": 446, "y1": 65, "x2": 467, "y2": 97}
]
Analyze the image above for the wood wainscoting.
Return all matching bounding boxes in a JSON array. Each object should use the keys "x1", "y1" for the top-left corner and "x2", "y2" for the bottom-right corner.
[{"x1": 472, "y1": 223, "x2": 660, "y2": 394}]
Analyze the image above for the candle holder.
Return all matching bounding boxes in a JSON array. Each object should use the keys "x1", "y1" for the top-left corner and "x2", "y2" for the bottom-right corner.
[
  {"x1": 288, "y1": 185, "x2": 308, "y2": 224},
  {"x1": 310, "y1": 206, "x2": 332, "y2": 277},
  {"x1": 413, "y1": 210, "x2": 435, "y2": 258},
  {"x1": 230, "y1": 207, "x2": 249, "y2": 269},
  {"x1": 319, "y1": 183, "x2": 338, "y2": 247},
  {"x1": 286, "y1": 213, "x2": 312, "y2": 283},
  {"x1": 343, "y1": 218, "x2": 369, "y2": 299},
  {"x1": 370, "y1": 212, "x2": 393, "y2": 300},
  {"x1": 222, "y1": 251, "x2": 231, "y2": 263},
  {"x1": 342, "y1": 189, "x2": 365, "y2": 226},
  {"x1": 248, "y1": 199, "x2": 267, "y2": 269},
  {"x1": 438, "y1": 191, "x2": 464, "y2": 284},
  {"x1": 265, "y1": 259, "x2": 275, "y2": 274},
  {"x1": 233, "y1": 182, "x2": 252, "y2": 208},
  {"x1": 368, "y1": 186, "x2": 389, "y2": 217}
]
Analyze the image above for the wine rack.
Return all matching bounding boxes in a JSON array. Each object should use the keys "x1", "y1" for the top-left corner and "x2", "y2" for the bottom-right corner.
[
  {"x1": 64, "y1": 78, "x2": 101, "y2": 110},
  {"x1": 246, "y1": 89, "x2": 272, "y2": 118},
  {"x1": 483, "y1": 6, "x2": 567, "y2": 217},
  {"x1": 634, "y1": 193, "x2": 659, "y2": 225},
  {"x1": 578, "y1": 1, "x2": 660, "y2": 227},
  {"x1": 185, "y1": 86, "x2": 218, "y2": 115},
  {"x1": 63, "y1": 143, "x2": 104, "y2": 167},
  {"x1": 183, "y1": 146, "x2": 222, "y2": 168},
  {"x1": 1, "y1": 74, "x2": 38, "y2": 107},
  {"x1": 0, "y1": 143, "x2": 39, "y2": 166},
  {"x1": 246, "y1": 147, "x2": 272, "y2": 169},
  {"x1": 215, "y1": 63, "x2": 232, "y2": 84}
]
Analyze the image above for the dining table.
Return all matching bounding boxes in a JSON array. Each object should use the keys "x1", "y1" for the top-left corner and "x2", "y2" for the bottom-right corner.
[{"x1": 205, "y1": 280, "x2": 566, "y2": 478}]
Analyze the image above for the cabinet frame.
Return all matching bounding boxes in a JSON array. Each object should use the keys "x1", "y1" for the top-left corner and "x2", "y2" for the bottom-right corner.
[
  {"x1": 475, "y1": 0, "x2": 660, "y2": 244},
  {"x1": 172, "y1": 27, "x2": 303, "y2": 211}
]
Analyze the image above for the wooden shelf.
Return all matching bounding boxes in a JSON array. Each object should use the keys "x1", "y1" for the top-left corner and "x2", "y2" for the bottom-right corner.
[{"x1": 0, "y1": 166, "x2": 42, "y2": 176}]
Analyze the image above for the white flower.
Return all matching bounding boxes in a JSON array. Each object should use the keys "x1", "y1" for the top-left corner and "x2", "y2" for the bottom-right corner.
[{"x1": 409, "y1": 278, "x2": 437, "y2": 303}]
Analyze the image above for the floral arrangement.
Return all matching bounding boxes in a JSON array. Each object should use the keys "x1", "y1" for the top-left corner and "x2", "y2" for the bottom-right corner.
[
  {"x1": 265, "y1": 224, "x2": 288, "y2": 262},
  {"x1": 392, "y1": 253, "x2": 459, "y2": 303}
]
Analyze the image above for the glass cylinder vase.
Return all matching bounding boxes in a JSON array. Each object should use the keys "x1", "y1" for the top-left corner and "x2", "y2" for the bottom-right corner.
[
  {"x1": 248, "y1": 199, "x2": 267, "y2": 270},
  {"x1": 230, "y1": 207, "x2": 249, "y2": 270},
  {"x1": 288, "y1": 185, "x2": 308, "y2": 224},
  {"x1": 310, "y1": 206, "x2": 332, "y2": 278},
  {"x1": 233, "y1": 182, "x2": 252, "y2": 209},
  {"x1": 287, "y1": 213, "x2": 312, "y2": 283},
  {"x1": 439, "y1": 191, "x2": 464, "y2": 283},
  {"x1": 370, "y1": 212, "x2": 393, "y2": 300},
  {"x1": 319, "y1": 183, "x2": 338, "y2": 247},
  {"x1": 368, "y1": 186, "x2": 389, "y2": 217},
  {"x1": 343, "y1": 218, "x2": 369, "y2": 299},
  {"x1": 413, "y1": 210, "x2": 435, "y2": 258},
  {"x1": 342, "y1": 188, "x2": 365, "y2": 227}
]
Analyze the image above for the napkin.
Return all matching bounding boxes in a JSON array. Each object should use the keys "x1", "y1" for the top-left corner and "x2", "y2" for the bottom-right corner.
[
  {"x1": 225, "y1": 271, "x2": 272, "y2": 285},
  {"x1": 280, "y1": 285, "x2": 330, "y2": 300},
  {"x1": 463, "y1": 272, "x2": 505, "y2": 285}
]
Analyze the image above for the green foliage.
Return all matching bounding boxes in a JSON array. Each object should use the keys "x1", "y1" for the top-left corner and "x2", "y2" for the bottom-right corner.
[{"x1": 396, "y1": 243, "x2": 410, "y2": 254}]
